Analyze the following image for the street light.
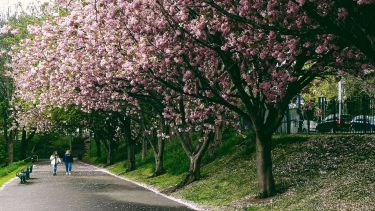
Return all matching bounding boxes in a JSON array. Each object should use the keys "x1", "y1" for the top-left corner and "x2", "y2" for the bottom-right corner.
[{"x1": 338, "y1": 77, "x2": 343, "y2": 125}]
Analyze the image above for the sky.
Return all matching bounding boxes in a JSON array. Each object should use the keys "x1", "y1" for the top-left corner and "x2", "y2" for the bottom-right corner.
[{"x1": 0, "y1": 0, "x2": 50, "y2": 16}]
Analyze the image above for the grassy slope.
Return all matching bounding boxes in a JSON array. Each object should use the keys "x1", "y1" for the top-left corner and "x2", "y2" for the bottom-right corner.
[
  {"x1": 0, "y1": 161, "x2": 31, "y2": 187},
  {"x1": 93, "y1": 133, "x2": 375, "y2": 210}
]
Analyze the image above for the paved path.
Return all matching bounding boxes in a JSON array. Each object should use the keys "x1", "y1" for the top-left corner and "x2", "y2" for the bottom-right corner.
[{"x1": 0, "y1": 160, "x2": 193, "y2": 211}]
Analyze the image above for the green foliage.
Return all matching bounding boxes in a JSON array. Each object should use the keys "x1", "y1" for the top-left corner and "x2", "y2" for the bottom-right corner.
[
  {"x1": 207, "y1": 128, "x2": 254, "y2": 161},
  {"x1": 50, "y1": 106, "x2": 87, "y2": 134},
  {"x1": 303, "y1": 74, "x2": 375, "y2": 102},
  {"x1": 0, "y1": 135, "x2": 28, "y2": 166},
  {"x1": 0, "y1": 132, "x2": 66, "y2": 163},
  {"x1": 0, "y1": 137, "x2": 6, "y2": 165},
  {"x1": 0, "y1": 15, "x2": 41, "y2": 57},
  {"x1": 88, "y1": 139, "x2": 107, "y2": 164},
  {"x1": 162, "y1": 139, "x2": 190, "y2": 175},
  {"x1": 31, "y1": 133, "x2": 70, "y2": 158},
  {"x1": 0, "y1": 160, "x2": 29, "y2": 177},
  {"x1": 344, "y1": 74, "x2": 375, "y2": 98},
  {"x1": 0, "y1": 132, "x2": 72, "y2": 166},
  {"x1": 303, "y1": 76, "x2": 338, "y2": 101}
]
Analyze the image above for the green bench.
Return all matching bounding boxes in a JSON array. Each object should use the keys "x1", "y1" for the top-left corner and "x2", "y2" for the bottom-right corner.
[{"x1": 16, "y1": 165, "x2": 33, "y2": 184}]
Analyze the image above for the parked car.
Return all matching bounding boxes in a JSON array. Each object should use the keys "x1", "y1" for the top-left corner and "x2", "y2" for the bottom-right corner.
[
  {"x1": 316, "y1": 114, "x2": 352, "y2": 132},
  {"x1": 350, "y1": 115, "x2": 375, "y2": 132}
]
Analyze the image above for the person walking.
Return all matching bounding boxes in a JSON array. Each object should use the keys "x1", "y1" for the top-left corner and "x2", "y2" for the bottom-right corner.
[
  {"x1": 63, "y1": 150, "x2": 74, "y2": 175},
  {"x1": 50, "y1": 151, "x2": 61, "y2": 176}
]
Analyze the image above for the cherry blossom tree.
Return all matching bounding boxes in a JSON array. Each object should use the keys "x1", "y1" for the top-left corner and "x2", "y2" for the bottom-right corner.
[
  {"x1": 10, "y1": 2, "x2": 142, "y2": 169},
  {"x1": 0, "y1": 13, "x2": 41, "y2": 164}
]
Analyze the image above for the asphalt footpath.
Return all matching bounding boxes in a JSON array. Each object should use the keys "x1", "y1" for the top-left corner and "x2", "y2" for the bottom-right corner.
[{"x1": 0, "y1": 160, "x2": 194, "y2": 211}]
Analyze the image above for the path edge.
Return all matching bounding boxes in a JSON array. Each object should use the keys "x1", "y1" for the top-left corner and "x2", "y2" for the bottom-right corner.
[
  {"x1": 0, "y1": 177, "x2": 17, "y2": 191},
  {"x1": 79, "y1": 161, "x2": 206, "y2": 211}
]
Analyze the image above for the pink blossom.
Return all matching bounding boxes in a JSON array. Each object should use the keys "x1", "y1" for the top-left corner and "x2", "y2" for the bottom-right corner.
[
  {"x1": 183, "y1": 71, "x2": 193, "y2": 81},
  {"x1": 0, "y1": 25, "x2": 10, "y2": 34},
  {"x1": 296, "y1": 0, "x2": 305, "y2": 6},
  {"x1": 268, "y1": 31, "x2": 276, "y2": 41},
  {"x1": 260, "y1": 82, "x2": 271, "y2": 90},
  {"x1": 315, "y1": 45, "x2": 325, "y2": 54},
  {"x1": 338, "y1": 8, "x2": 348, "y2": 19},
  {"x1": 357, "y1": 0, "x2": 375, "y2": 4}
]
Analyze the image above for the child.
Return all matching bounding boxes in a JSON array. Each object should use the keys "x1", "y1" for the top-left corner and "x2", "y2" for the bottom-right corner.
[{"x1": 50, "y1": 151, "x2": 61, "y2": 176}]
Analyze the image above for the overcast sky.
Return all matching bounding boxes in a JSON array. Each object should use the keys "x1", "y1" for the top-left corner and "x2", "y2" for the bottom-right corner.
[{"x1": 0, "y1": 0, "x2": 50, "y2": 16}]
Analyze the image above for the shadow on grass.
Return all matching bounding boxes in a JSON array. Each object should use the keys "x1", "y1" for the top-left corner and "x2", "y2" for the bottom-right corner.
[
  {"x1": 222, "y1": 134, "x2": 369, "y2": 198},
  {"x1": 271, "y1": 134, "x2": 375, "y2": 198},
  {"x1": 272, "y1": 134, "x2": 311, "y2": 148}
]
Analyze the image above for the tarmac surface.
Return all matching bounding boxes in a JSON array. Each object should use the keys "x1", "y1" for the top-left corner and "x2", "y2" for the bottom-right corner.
[{"x1": 0, "y1": 160, "x2": 193, "y2": 211}]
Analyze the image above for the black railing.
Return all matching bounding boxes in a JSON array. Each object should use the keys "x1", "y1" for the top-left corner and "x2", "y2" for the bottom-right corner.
[{"x1": 277, "y1": 96, "x2": 375, "y2": 134}]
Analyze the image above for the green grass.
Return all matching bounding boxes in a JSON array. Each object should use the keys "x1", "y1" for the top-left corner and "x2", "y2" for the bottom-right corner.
[
  {"x1": 0, "y1": 161, "x2": 31, "y2": 187},
  {"x1": 92, "y1": 133, "x2": 375, "y2": 210}
]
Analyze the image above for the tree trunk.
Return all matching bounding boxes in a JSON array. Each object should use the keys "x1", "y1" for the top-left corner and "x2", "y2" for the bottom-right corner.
[
  {"x1": 106, "y1": 139, "x2": 113, "y2": 165},
  {"x1": 286, "y1": 108, "x2": 291, "y2": 134},
  {"x1": 69, "y1": 136, "x2": 73, "y2": 151},
  {"x1": 183, "y1": 154, "x2": 204, "y2": 185},
  {"x1": 149, "y1": 131, "x2": 165, "y2": 177},
  {"x1": 255, "y1": 131, "x2": 276, "y2": 198},
  {"x1": 31, "y1": 145, "x2": 36, "y2": 154},
  {"x1": 124, "y1": 117, "x2": 136, "y2": 171},
  {"x1": 7, "y1": 139, "x2": 13, "y2": 164},
  {"x1": 139, "y1": 112, "x2": 148, "y2": 161},
  {"x1": 95, "y1": 139, "x2": 101, "y2": 158},
  {"x1": 208, "y1": 124, "x2": 223, "y2": 159},
  {"x1": 20, "y1": 128, "x2": 27, "y2": 160},
  {"x1": 6, "y1": 128, "x2": 15, "y2": 165},
  {"x1": 175, "y1": 131, "x2": 213, "y2": 189},
  {"x1": 127, "y1": 140, "x2": 136, "y2": 171},
  {"x1": 141, "y1": 135, "x2": 147, "y2": 161},
  {"x1": 84, "y1": 137, "x2": 91, "y2": 160},
  {"x1": 153, "y1": 139, "x2": 165, "y2": 176}
]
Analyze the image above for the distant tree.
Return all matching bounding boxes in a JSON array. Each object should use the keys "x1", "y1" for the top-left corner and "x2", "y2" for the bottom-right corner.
[{"x1": 0, "y1": 14, "x2": 40, "y2": 164}]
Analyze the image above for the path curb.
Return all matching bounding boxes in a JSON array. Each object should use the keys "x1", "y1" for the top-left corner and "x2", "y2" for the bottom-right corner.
[
  {"x1": 0, "y1": 178, "x2": 16, "y2": 191},
  {"x1": 79, "y1": 161, "x2": 206, "y2": 211}
]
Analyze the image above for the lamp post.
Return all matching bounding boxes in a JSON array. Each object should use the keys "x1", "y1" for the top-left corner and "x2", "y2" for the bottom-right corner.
[
  {"x1": 318, "y1": 96, "x2": 326, "y2": 121},
  {"x1": 338, "y1": 78, "x2": 343, "y2": 125}
]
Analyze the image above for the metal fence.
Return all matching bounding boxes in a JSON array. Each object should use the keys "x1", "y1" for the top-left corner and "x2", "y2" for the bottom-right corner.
[{"x1": 277, "y1": 96, "x2": 375, "y2": 134}]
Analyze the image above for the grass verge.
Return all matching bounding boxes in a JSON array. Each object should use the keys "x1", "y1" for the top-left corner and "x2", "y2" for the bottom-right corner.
[
  {"x1": 0, "y1": 161, "x2": 31, "y2": 187},
  {"x1": 90, "y1": 133, "x2": 375, "y2": 210}
]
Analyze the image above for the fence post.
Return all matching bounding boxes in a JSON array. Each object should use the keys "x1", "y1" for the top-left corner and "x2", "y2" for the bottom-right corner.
[
  {"x1": 318, "y1": 96, "x2": 326, "y2": 122},
  {"x1": 286, "y1": 106, "x2": 291, "y2": 134},
  {"x1": 297, "y1": 95, "x2": 303, "y2": 133}
]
